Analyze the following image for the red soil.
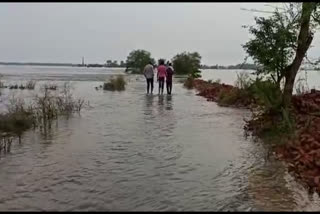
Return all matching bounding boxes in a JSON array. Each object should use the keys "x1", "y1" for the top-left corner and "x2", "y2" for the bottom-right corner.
[{"x1": 193, "y1": 78, "x2": 320, "y2": 193}]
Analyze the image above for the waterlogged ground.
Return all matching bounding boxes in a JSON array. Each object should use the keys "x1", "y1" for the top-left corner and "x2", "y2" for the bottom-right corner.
[{"x1": 0, "y1": 66, "x2": 320, "y2": 211}]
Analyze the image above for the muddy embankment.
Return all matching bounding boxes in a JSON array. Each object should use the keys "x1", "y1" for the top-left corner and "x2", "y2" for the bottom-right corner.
[{"x1": 192, "y1": 78, "x2": 320, "y2": 194}]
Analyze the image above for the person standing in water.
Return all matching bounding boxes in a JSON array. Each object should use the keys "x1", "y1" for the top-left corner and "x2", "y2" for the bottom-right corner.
[
  {"x1": 143, "y1": 61, "x2": 155, "y2": 94},
  {"x1": 166, "y1": 62, "x2": 174, "y2": 95},
  {"x1": 157, "y1": 59, "x2": 167, "y2": 95}
]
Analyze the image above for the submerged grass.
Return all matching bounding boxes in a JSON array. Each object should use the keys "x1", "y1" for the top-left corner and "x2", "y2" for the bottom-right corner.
[
  {"x1": 103, "y1": 75, "x2": 126, "y2": 91},
  {"x1": 0, "y1": 82, "x2": 88, "y2": 150}
]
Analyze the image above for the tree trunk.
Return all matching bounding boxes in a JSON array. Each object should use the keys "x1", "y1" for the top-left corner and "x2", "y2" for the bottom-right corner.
[{"x1": 282, "y1": 2, "x2": 316, "y2": 107}]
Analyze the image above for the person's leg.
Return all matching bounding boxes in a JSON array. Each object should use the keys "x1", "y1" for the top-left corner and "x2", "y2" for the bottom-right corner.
[
  {"x1": 166, "y1": 81, "x2": 169, "y2": 94},
  {"x1": 161, "y1": 78, "x2": 164, "y2": 94},
  {"x1": 150, "y1": 78, "x2": 154, "y2": 94},
  {"x1": 158, "y1": 78, "x2": 161, "y2": 94},
  {"x1": 168, "y1": 81, "x2": 172, "y2": 94},
  {"x1": 147, "y1": 79, "x2": 150, "y2": 94}
]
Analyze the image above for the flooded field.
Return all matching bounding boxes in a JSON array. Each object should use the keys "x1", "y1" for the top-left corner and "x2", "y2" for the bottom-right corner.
[{"x1": 0, "y1": 66, "x2": 320, "y2": 211}]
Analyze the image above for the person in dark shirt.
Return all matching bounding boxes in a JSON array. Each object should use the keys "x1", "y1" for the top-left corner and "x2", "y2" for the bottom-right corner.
[{"x1": 166, "y1": 63, "x2": 174, "y2": 95}]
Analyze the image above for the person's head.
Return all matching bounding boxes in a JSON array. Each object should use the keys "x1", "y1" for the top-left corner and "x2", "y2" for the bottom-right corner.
[
  {"x1": 148, "y1": 61, "x2": 153, "y2": 66},
  {"x1": 168, "y1": 63, "x2": 172, "y2": 66},
  {"x1": 159, "y1": 59, "x2": 165, "y2": 65}
]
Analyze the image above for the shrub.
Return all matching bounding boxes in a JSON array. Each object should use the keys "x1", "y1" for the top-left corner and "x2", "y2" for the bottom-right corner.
[
  {"x1": 44, "y1": 83, "x2": 57, "y2": 90},
  {"x1": 0, "y1": 83, "x2": 88, "y2": 148},
  {"x1": 234, "y1": 71, "x2": 252, "y2": 90},
  {"x1": 26, "y1": 80, "x2": 36, "y2": 90},
  {"x1": 295, "y1": 76, "x2": 309, "y2": 95},
  {"x1": 0, "y1": 96, "x2": 35, "y2": 136},
  {"x1": 56, "y1": 82, "x2": 85, "y2": 113},
  {"x1": 19, "y1": 84, "x2": 26, "y2": 90},
  {"x1": 248, "y1": 79, "x2": 283, "y2": 115},
  {"x1": 217, "y1": 87, "x2": 252, "y2": 107},
  {"x1": 0, "y1": 74, "x2": 4, "y2": 88},
  {"x1": 183, "y1": 77, "x2": 194, "y2": 89},
  {"x1": 103, "y1": 75, "x2": 126, "y2": 91},
  {"x1": 9, "y1": 84, "x2": 18, "y2": 89}
]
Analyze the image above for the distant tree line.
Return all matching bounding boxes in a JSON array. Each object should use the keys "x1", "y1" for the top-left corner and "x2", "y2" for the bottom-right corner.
[
  {"x1": 200, "y1": 63, "x2": 258, "y2": 70},
  {"x1": 124, "y1": 49, "x2": 201, "y2": 78},
  {"x1": 105, "y1": 60, "x2": 126, "y2": 68}
]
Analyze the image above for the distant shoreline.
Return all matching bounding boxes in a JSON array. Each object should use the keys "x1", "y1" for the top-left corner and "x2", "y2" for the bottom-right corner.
[
  {"x1": 0, "y1": 62, "x2": 126, "y2": 68},
  {"x1": 0, "y1": 62, "x2": 318, "y2": 71}
]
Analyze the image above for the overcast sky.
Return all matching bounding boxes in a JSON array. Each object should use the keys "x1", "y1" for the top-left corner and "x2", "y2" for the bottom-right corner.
[{"x1": 0, "y1": 3, "x2": 319, "y2": 65}]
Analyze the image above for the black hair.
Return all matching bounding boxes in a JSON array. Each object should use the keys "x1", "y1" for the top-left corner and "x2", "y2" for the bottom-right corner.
[
  {"x1": 168, "y1": 63, "x2": 172, "y2": 66},
  {"x1": 159, "y1": 59, "x2": 165, "y2": 65}
]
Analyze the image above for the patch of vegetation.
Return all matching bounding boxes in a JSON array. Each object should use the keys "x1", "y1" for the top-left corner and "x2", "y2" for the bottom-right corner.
[
  {"x1": 183, "y1": 77, "x2": 195, "y2": 89},
  {"x1": 26, "y1": 80, "x2": 36, "y2": 90},
  {"x1": 0, "y1": 74, "x2": 4, "y2": 89},
  {"x1": 5, "y1": 81, "x2": 37, "y2": 90},
  {"x1": 125, "y1": 49, "x2": 155, "y2": 74},
  {"x1": 103, "y1": 75, "x2": 126, "y2": 91},
  {"x1": 44, "y1": 83, "x2": 57, "y2": 90},
  {"x1": 217, "y1": 88, "x2": 252, "y2": 107},
  {"x1": 172, "y1": 51, "x2": 202, "y2": 78},
  {"x1": 9, "y1": 84, "x2": 18, "y2": 90},
  {"x1": 0, "y1": 83, "x2": 88, "y2": 143}
]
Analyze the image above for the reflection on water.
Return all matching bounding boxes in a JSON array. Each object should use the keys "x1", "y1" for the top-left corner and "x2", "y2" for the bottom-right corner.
[{"x1": 0, "y1": 66, "x2": 320, "y2": 211}]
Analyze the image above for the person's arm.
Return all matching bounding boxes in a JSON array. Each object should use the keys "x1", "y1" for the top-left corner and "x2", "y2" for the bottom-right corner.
[
  {"x1": 157, "y1": 68, "x2": 160, "y2": 82},
  {"x1": 143, "y1": 66, "x2": 147, "y2": 78}
]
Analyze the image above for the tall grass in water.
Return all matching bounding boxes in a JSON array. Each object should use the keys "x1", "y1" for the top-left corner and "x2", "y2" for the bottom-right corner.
[
  {"x1": 103, "y1": 75, "x2": 126, "y2": 91},
  {"x1": 26, "y1": 80, "x2": 36, "y2": 90},
  {"x1": 0, "y1": 83, "x2": 88, "y2": 151},
  {"x1": 34, "y1": 83, "x2": 86, "y2": 121},
  {"x1": 0, "y1": 74, "x2": 4, "y2": 89}
]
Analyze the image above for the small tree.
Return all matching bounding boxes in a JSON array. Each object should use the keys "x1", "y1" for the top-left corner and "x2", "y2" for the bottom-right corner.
[
  {"x1": 172, "y1": 52, "x2": 202, "y2": 78},
  {"x1": 125, "y1": 49, "x2": 155, "y2": 74},
  {"x1": 244, "y1": 3, "x2": 320, "y2": 107},
  {"x1": 243, "y1": 10, "x2": 297, "y2": 87},
  {"x1": 282, "y1": 2, "x2": 318, "y2": 107}
]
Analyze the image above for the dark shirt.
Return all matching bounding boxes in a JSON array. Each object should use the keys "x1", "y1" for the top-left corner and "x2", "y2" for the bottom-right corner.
[{"x1": 166, "y1": 66, "x2": 174, "y2": 82}]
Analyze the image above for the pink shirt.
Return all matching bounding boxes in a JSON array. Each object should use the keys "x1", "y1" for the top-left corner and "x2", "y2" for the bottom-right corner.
[{"x1": 157, "y1": 65, "x2": 167, "y2": 78}]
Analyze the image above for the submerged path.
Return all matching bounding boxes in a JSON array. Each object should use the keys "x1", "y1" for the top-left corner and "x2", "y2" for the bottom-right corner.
[{"x1": 0, "y1": 71, "x2": 319, "y2": 211}]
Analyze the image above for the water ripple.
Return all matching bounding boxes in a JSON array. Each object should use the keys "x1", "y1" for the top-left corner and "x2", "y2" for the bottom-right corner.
[{"x1": 0, "y1": 69, "x2": 319, "y2": 211}]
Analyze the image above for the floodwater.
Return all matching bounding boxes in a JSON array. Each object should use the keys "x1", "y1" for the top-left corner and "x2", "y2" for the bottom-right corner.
[{"x1": 0, "y1": 66, "x2": 320, "y2": 211}]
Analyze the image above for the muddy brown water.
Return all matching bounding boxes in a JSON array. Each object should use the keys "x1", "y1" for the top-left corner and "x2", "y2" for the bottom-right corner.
[{"x1": 0, "y1": 66, "x2": 320, "y2": 211}]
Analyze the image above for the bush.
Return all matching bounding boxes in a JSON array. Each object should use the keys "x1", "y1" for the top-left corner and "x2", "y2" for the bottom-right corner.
[
  {"x1": 9, "y1": 84, "x2": 18, "y2": 89},
  {"x1": 0, "y1": 96, "x2": 35, "y2": 136},
  {"x1": 217, "y1": 87, "x2": 252, "y2": 107},
  {"x1": 172, "y1": 52, "x2": 202, "y2": 78},
  {"x1": 0, "y1": 74, "x2": 4, "y2": 89},
  {"x1": 44, "y1": 83, "x2": 57, "y2": 90},
  {"x1": 248, "y1": 79, "x2": 283, "y2": 115},
  {"x1": 0, "y1": 84, "x2": 88, "y2": 148},
  {"x1": 183, "y1": 77, "x2": 194, "y2": 89},
  {"x1": 295, "y1": 76, "x2": 309, "y2": 95},
  {"x1": 234, "y1": 71, "x2": 252, "y2": 90},
  {"x1": 26, "y1": 80, "x2": 36, "y2": 90},
  {"x1": 103, "y1": 75, "x2": 126, "y2": 91}
]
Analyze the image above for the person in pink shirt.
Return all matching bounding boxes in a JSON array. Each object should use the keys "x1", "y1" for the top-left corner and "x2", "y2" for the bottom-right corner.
[{"x1": 157, "y1": 59, "x2": 167, "y2": 95}]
